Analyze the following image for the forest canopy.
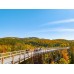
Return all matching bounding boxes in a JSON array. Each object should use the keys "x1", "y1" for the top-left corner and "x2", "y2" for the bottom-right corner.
[
  {"x1": 0, "y1": 37, "x2": 74, "y2": 64},
  {"x1": 0, "y1": 37, "x2": 72, "y2": 53}
]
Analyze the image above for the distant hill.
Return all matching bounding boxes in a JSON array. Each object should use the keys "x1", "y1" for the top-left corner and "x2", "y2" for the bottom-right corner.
[{"x1": 0, "y1": 37, "x2": 73, "y2": 53}]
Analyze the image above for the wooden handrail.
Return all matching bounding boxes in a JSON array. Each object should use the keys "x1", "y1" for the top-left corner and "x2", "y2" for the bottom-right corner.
[{"x1": 0, "y1": 47, "x2": 70, "y2": 64}]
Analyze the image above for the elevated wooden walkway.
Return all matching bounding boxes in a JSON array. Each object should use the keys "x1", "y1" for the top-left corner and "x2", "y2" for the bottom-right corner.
[{"x1": 0, "y1": 47, "x2": 70, "y2": 64}]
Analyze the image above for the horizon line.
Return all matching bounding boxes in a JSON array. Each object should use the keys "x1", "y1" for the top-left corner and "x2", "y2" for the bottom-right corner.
[{"x1": 0, "y1": 36, "x2": 73, "y2": 40}]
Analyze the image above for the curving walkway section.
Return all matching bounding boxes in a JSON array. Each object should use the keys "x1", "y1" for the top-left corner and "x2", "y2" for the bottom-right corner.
[{"x1": 0, "y1": 47, "x2": 70, "y2": 64}]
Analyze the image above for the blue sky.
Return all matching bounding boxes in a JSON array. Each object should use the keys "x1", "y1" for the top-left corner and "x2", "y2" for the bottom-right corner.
[{"x1": 0, "y1": 9, "x2": 74, "y2": 40}]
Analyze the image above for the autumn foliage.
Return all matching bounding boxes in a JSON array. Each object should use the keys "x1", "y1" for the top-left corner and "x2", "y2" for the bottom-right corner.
[{"x1": 0, "y1": 37, "x2": 73, "y2": 64}]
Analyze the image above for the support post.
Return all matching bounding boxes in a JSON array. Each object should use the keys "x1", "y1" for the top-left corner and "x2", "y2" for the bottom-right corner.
[
  {"x1": 31, "y1": 51, "x2": 34, "y2": 64},
  {"x1": 19, "y1": 52, "x2": 21, "y2": 63},
  {"x1": 24, "y1": 51, "x2": 25, "y2": 61},
  {"x1": 2, "y1": 57, "x2": 4, "y2": 64},
  {"x1": 12, "y1": 54, "x2": 14, "y2": 64}
]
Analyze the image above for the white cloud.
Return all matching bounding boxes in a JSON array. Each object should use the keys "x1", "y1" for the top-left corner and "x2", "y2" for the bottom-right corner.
[
  {"x1": 26, "y1": 28, "x2": 74, "y2": 40},
  {"x1": 42, "y1": 18, "x2": 74, "y2": 26},
  {"x1": 58, "y1": 28, "x2": 74, "y2": 32},
  {"x1": 28, "y1": 28, "x2": 74, "y2": 34}
]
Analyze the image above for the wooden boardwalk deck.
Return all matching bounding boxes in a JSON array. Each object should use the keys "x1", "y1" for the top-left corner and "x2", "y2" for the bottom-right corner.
[{"x1": 0, "y1": 47, "x2": 70, "y2": 64}]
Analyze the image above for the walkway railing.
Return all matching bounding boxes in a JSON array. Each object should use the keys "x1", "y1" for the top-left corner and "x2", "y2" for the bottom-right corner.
[{"x1": 0, "y1": 47, "x2": 70, "y2": 64}]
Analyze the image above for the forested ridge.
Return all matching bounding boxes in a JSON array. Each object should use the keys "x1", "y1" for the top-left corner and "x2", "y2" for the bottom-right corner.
[
  {"x1": 0, "y1": 37, "x2": 70, "y2": 52},
  {"x1": 0, "y1": 37, "x2": 74, "y2": 64}
]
